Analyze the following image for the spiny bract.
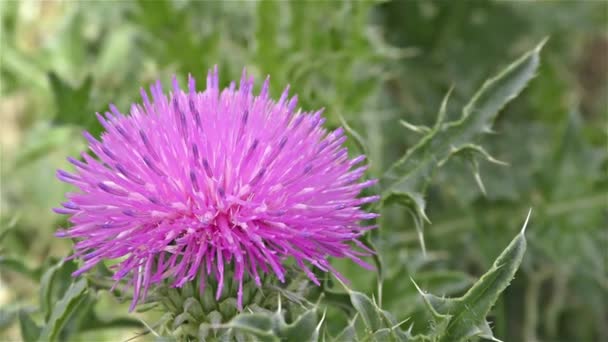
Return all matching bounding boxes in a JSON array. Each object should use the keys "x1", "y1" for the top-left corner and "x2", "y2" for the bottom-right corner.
[{"x1": 54, "y1": 67, "x2": 378, "y2": 310}]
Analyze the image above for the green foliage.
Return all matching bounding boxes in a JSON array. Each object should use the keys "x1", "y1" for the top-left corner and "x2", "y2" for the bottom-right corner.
[
  {"x1": 222, "y1": 304, "x2": 320, "y2": 342},
  {"x1": 18, "y1": 310, "x2": 40, "y2": 342},
  {"x1": 381, "y1": 40, "x2": 544, "y2": 252},
  {"x1": 38, "y1": 278, "x2": 88, "y2": 342},
  {"x1": 49, "y1": 72, "x2": 100, "y2": 136},
  {"x1": 1, "y1": 0, "x2": 605, "y2": 341},
  {"x1": 415, "y1": 212, "x2": 530, "y2": 342},
  {"x1": 39, "y1": 259, "x2": 77, "y2": 321},
  {"x1": 325, "y1": 212, "x2": 529, "y2": 342},
  {"x1": 337, "y1": 285, "x2": 413, "y2": 341}
]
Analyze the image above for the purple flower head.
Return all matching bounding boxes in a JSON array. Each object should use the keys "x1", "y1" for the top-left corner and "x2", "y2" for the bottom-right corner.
[{"x1": 54, "y1": 67, "x2": 378, "y2": 310}]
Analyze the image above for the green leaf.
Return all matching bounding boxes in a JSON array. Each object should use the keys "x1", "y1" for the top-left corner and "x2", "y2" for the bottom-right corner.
[
  {"x1": 334, "y1": 277, "x2": 422, "y2": 340},
  {"x1": 414, "y1": 210, "x2": 531, "y2": 342},
  {"x1": 38, "y1": 278, "x2": 88, "y2": 342},
  {"x1": 49, "y1": 72, "x2": 99, "y2": 136},
  {"x1": 332, "y1": 314, "x2": 358, "y2": 341},
  {"x1": 280, "y1": 309, "x2": 318, "y2": 342},
  {"x1": 19, "y1": 310, "x2": 41, "y2": 342},
  {"x1": 349, "y1": 290, "x2": 383, "y2": 333},
  {"x1": 39, "y1": 259, "x2": 77, "y2": 321},
  {"x1": 227, "y1": 313, "x2": 278, "y2": 341},
  {"x1": 378, "y1": 310, "x2": 415, "y2": 342},
  {"x1": 380, "y1": 39, "x2": 546, "y2": 250},
  {"x1": 373, "y1": 328, "x2": 392, "y2": 340}
]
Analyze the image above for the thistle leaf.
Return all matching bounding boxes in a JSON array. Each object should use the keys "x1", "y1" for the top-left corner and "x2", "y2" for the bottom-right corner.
[
  {"x1": 227, "y1": 313, "x2": 277, "y2": 341},
  {"x1": 333, "y1": 314, "x2": 358, "y2": 341},
  {"x1": 350, "y1": 290, "x2": 383, "y2": 333},
  {"x1": 280, "y1": 308, "x2": 318, "y2": 341},
  {"x1": 335, "y1": 279, "x2": 424, "y2": 341},
  {"x1": 381, "y1": 40, "x2": 545, "y2": 250},
  {"x1": 414, "y1": 210, "x2": 531, "y2": 342}
]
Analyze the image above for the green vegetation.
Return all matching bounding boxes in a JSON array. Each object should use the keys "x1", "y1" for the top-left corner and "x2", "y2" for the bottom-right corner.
[{"x1": 1, "y1": 1, "x2": 606, "y2": 341}]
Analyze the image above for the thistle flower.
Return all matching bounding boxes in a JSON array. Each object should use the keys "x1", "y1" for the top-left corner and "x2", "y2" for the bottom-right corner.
[{"x1": 54, "y1": 67, "x2": 378, "y2": 310}]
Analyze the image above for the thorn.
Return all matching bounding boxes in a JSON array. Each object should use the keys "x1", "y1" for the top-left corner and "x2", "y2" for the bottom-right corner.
[
  {"x1": 351, "y1": 313, "x2": 359, "y2": 325},
  {"x1": 399, "y1": 120, "x2": 431, "y2": 134},
  {"x1": 435, "y1": 86, "x2": 453, "y2": 128},
  {"x1": 135, "y1": 317, "x2": 160, "y2": 337},
  {"x1": 474, "y1": 171, "x2": 487, "y2": 196},
  {"x1": 486, "y1": 155, "x2": 509, "y2": 166},
  {"x1": 410, "y1": 277, "x2": 425, "y2": 296},
  {"x1": 417, "y1": 228, "x2": 427, "y2": 257},
  {"x1": 391, "y1": 317, "x2": 410, "y2": 330},
  {"x1": 407, "y1": 207, "x2": 427, "y2": 256},
  {"x1": 521, "y1": 208, "x2": 532, "y2": 235},
  {"x1": 537, "y1": 36, "x2": 550, "y2": 52},
  {"x1": 315, "y1": 309, "x2": 327, "y2": 332},
  {"x1": 419, "y1": 207, "x2": 431, "y2": 224}
]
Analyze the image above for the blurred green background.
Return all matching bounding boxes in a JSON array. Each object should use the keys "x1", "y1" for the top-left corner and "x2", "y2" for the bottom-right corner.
[{"x1": 1, "y1": 0, "x2": 606, "y2": 341}]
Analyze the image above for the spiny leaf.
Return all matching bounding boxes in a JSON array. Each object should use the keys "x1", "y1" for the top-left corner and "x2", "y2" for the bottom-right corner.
[
  {"x1": 280, "y1": 308, "x2": 318, "y2": 342},
  {"x1": 380, "y1": 39, "x2": 545, "y2": 251},
  {"x1": 311, "y1": 309, "x2": 326, "y2": 342},
  {"x1": 439, "y1": 210, "x2": 530, "y2": 342},
  {"x1": 414, "y1": 210, "x2": 531, "y2": 342},
  {"x1": 38, "y1": 278, "x2": 89, "y2": 342},
  {"x1": 373, "y1": 328, "x2": 392, "y2": 340},
  {"x1": 333, "y1": 313, "x2": 358, "y2": 341},
  {"x1": 383, "y1": 192, "x2": 429, "y2": 254},
  {"x1": 226, "y1": 313, "x2": 277, "y2": 341},
  {"x1": 348, "y1": 290, "x2": 383, "y2": 333},
  {"x1": 379, "y1": 310, "x2": 414, "y2": 342},
  {"x1": 335, "y1": 277, "x2": 423, "y2": 341},
  {"x1": 439, "y1": 143, "x2": 509, "y2": 195},
  {"x1": 477, "y1": 319, "x2": 504, "y2": 342},
  {"x1": 411, "y1": 278, "x2": 454, "y2": 320}
]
